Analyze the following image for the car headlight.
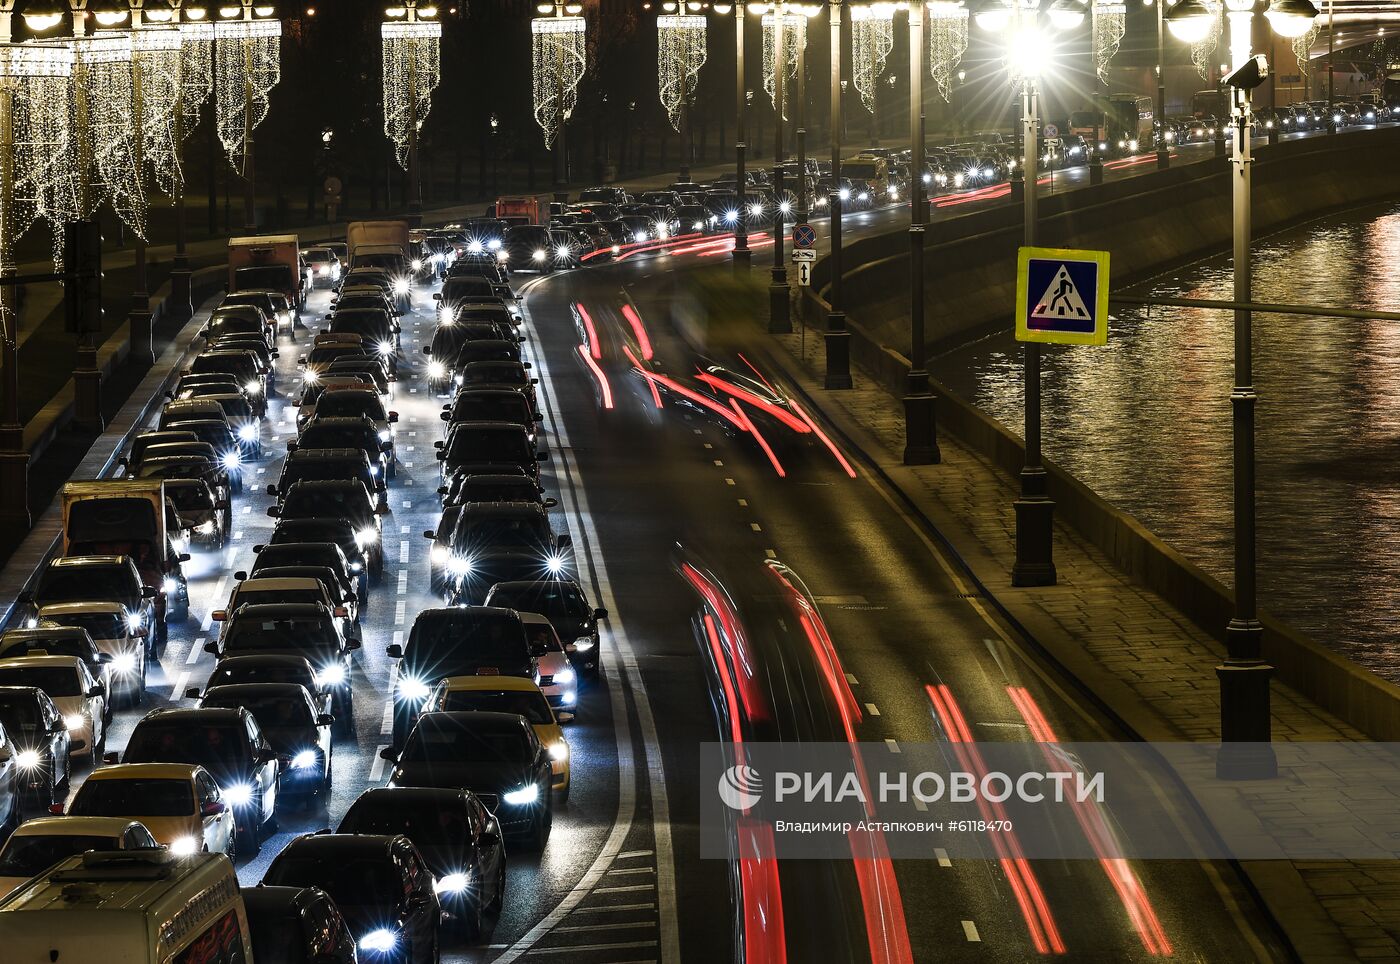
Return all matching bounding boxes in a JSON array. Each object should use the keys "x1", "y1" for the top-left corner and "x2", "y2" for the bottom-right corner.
[
  {"x1": 887, "y1": 187, "x2": 898, "y2": 199},
  {"x1": 221, "y1": 451, "x2": 242, "y2": 470},
  {"x1": 355, "y1": 526, "x2": 380, "y2": 547},
  {"x1": 549, "y1": 742, "x2": 569, "y2": 761},
  {"x1": 545, "y1": 554, "x2": 565, "y2": 574},
  {"x1": 316, "y1": 664, "x2": 346, "y2": 686},
  {"x1": 241, "y1": 379, "x2": 262, "y2": 397},
  {"x1": 468, "y1": 241, "x2": 484, "y2": 254},
  {"x1": 724, "y1": 209, "x2": 738, "y2": 223},
  {"x1": 350, "y1": 561, "x2": 363, "y2": 572},
  {"x1": 554, "y1": 667, "x2": 575, "y2": 685},
  {"x1": 64, "y1": 714, "x2": 85, "y2": 732},
  {"x1": 633, "y1": 231, "x2": 648, "y2": 243},
  {"x1": 169, "y1": 836, "x2": 197, "y2": 855},
  {"x1": 430, "y1": 544, "x2": 449, "y2": 565},
  {"x1": 318, "y1": 265, "x2": 330, "y2": 275},
  {"x1": 427, "y1": 361, "x2": 446, "y2": 380},
  {"x1": 368, "y1": 464, "x2": 380, "y2": 478},
  {"x1": 397, "y1": 677, "x2": 431, "y2": 701},
  {"x1": 572, "y1": 636, "x2": 595, "y2": 652},
  {"x1": 953, "y1": 174, "x2": 964, "y2": 187},
  {"x1": 748, "y1": 203, "x2": 763, "y2": 217},
  {"x1": 302, "y1": 369, "x2": 319, "y2": 384},
  {"x1": 112, "y1": 652, "x2": 138, "y2": 674},
  {"x1": 238, "y1": 423, "x2": 257, "y2": 441},
  {"x1": 359, "y1": 929, "x2": 398, "y2": 953},
  {"x1": 555, "y1": 245, "x2": 571, "y2": 260},
  {"x1": 1117, "y1": 139, "x2": 1126, "y2": 149},
  {"x1": 497, "y1": 250, "x2": 509, "y2": 262},
  {"x1": 488, "y1": 238, "x2": 502, "y2": 251},
  {"x1": 778, "y1": 200, "x2": 791, "y2": 215},
  {"x1": 162, "y1": 577, "x2": 177, "y2": 594},
  {"x1": 447, "y1": 554, "x2": 472, "y2": 577},
  {"x1": 15, "y1": 750, "x2": 40, "y2": 769},
  {"x1": 411, "y1": 259, "x2": 424, "y2": 271},
  {"x1": 378, "y1": 429, "x2": 391, "y2": 442},
  {"x1": 126, "y1": 612, "x2": 144, "y2": 632},
  {"x1": 838, "y1": 187, "x2": 851, "y2": 201},
  {"x1": 502, "y1": 784, "x2": 539, "y2": 806},
  {"x1": 223, "y1": 783, "x2": 253, "y2": 807},
  {"x1": 533, "y1": 248, "x2": 546, "y2": 262},
  {"x1": 393, "y1": 278, "x2": 410, "y2": 295},
  {"x1": 378, "y1": 340, "x2": 395, "y2": 357},
  {"x1": 196, "y1": 520, "x2": 216, "y2": 536},
  {"x1": 692, "y1": 221, "x2": 704, "y2": 231},
  {"x1": 434, "y1": 871, "x2": 472, "y2": 895},
  {"x1": 291, "y1": 749, "x2": 318, "y2": 769}
]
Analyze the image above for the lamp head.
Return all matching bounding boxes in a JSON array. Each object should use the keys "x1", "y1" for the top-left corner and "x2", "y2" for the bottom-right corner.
[
  {"x1": 1046, "y1": 0, "x2": 1083, "y2": 29},
  {"x1": 144, "y1": 1, "x2": 178, "y2": 22},
  {"x1": 1262, "y1": 0, "x2": 1317, "y2": 37},
  {"x1": 1164, "y1": 0, "x2": 1213, "y2": 42},
  {"x1": 971, "y1": 0, "x2": 1010, "y2": 32},
  {"x1": 1224, "y1": 52, "x2": 1269, "y2": 90},
  {"x1": 91, "y1": 0, "x2": 131, "y2": 27},
  {"x1": 21, "y1": 0, "x2": 66, "y2": 31}
]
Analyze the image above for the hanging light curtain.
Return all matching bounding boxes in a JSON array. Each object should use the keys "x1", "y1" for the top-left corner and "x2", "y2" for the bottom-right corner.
[
  {"x1": 657, "y1": 14, "x2": 706, "y2": 133},
  {"x1": 66, "y1": 32, "x2": 145, "y2": 238},
  {"x1": 214, "y1": 18, "x2": 281, "y2": 176},
  {"x1": 761, "y1": 12, "x2": 804, "y2": 119},
  {"x1": 1092, "y1": 0, "x2": 1126, "y2": 83},
  {"x1": 1290, "y1": 20, "x2": 1320, "y2": 81},
  {"x1": 1190, "y1": 1, "x2": 1223, "y2": 80},
  {"x1": 133, "y1": 25, "x2": 183, "y2": 198},
  {"x1": 928, "y1": 1, "x2": 969, "y2": 103},
  {"x1": 179, "y1": 20, "x2": 214, "y2": 140},
  {"x1": 2, "y1": 42, "x2": 73, "y2": 267},
  {"x1": 382, "y1": 20, "x2": 441, "y2": 170},
  {"x1": 531, "y1": 16, "x2": 586, "y2": 149},
  {"x1": 850, "y1": 3, "x2": 894, "y2": 115}
]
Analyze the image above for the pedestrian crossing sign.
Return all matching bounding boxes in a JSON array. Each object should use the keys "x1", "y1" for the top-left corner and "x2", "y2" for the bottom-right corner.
[{"x1": 1015, "y1": 246, "x2": 1111, "y2": 345}]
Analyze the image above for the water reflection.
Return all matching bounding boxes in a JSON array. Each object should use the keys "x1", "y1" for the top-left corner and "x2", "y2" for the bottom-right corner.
[{"x1": 934, "y1": 201, "x2": 1400, "y2": 679}]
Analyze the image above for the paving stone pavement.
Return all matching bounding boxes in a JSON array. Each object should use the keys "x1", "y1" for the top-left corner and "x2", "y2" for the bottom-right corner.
[{"x1": 772, "y1": 324, "x2": 1400, "y2": 963}]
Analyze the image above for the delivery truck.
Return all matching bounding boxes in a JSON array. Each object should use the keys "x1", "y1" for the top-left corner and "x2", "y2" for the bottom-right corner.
[{"x1": 227, "y1": 234, "x2": 309, "y2": 312}]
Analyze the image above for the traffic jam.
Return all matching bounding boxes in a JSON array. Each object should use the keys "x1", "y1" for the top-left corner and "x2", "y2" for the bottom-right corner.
[{"x1": 0, "y1": 220, "x2": 605, "y2": 962}]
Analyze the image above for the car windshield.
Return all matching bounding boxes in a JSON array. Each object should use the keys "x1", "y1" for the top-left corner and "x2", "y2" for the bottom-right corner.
[
  {"x1": 236, "y1": 588, "x2": 326, "y2": 609},
  {"x1": 440, "y1": 689, "x2": 552, "y2": 724},
  {"x1": 268, "y1": 855, "x2": 399, "y2": 907},
  {"x1": 208, "y1": 664, "x2": 312, "y2": 689},
  {"x1": 405, "y1": 613, "x2": 523, "y2": 669},
  {"x1": 282, "y1": 488, "x2": 369, "y2": 520},
  {"x1": 167, "y1": 485, "x2": 214, "y2": 511},
  {"x1": 454, "y1": 515, "x2": 549, "y2": 550},
  {"x1": 0, "y1": 835, "x2": 123, "y2": 877},
  {"x1": 341, "y1": 800, "x2": 470, "y2": 844},
  {"x1": 0, "y1": 637, "x2": 91, "y2": 663},
  {"x1": 271, "y1": 523, "x2": 353, "y2": 550},
  {"x1": 282, "y1": 462, "x2": 366, "y2": 489},
  {"x1": 299, "y1": 425, "x2": 374, "y2": 450},
  {"x1": 459, "y1": 481, "x2": 536, "y2": 503},
  {"x1": 335, "y1": 296, "x2": 388, "y2": 312},
  {"x1": 487, "y1": 582, "x2": 589, "y2": 619},
  {"x1": 44, "y1": 612, "x2": 126, "y2": 640},
  {"x1": 314, "y1": 393, "x2": 385, "y2": 421},
  {"x1": 0, "y1": 667, "x2": 80, "y2": 697},
  {"x1": 203, "y1": 693, "x2": 314, "y2": 730},
  {"x1": 304, "y1": 250, "x2": 331, "y2": 264},
  {"x1": 443, "y1": 279, "x2": 496, "y2": 301},
  {"x1": 330, "y1": 316, "x2": 389, "y2": 339},
  {"x1": 224, "y1": 618, "x2": 336, "y2": 657},
  {"x1": 70, "y1": 778, "x2": 193, "y2": 817},
  {"x1": 446, "y1": 429, "x2": 530, "y2": 463},
  {"x1": 402, "y1": 716, "x2": 531, "y2": 764},
  {"x1": 460, "y1": 365, "x2": 525, "y2": 387},
  {"x1": 37, "y1": 567, "x2": 131, "y2": 603},
  {"x1": 0, "y1": 699, "x2": 42, "y2": 736},
  {"x1": 124, "y1": 723, "x2": 247, "y2": 770}
]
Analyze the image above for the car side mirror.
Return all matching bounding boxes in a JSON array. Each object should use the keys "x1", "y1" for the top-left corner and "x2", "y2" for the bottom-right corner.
[
  {"x1": 433, "y1": 440, "x2": 444, "y2": 449},
  {"x1": 98, "y1": 652, "x2": 113, "y2": 663},
  {"x1": 433, "y1": 292, "x2": 442, "y2": 301},
  {"x1": 535, "y1": 413, "x2": 544, "y2": 422},
  {"x1": 346, "y1": 637, "x2": 361, "y2": 651},
  {"x1": 388, "y1": 411, "x2": 399, "y2": 423},
  {"x1": 556, "y1": 711, "x2": 576, "y2": 724},
  {"x1": 87, "y1": 684, "x2": 103, "y2": 698},
  {"x1": 211, "y1": 610, "x2": 227, "y2": 622},
  {"x1": 556, "y1": 534, "x2": 571, "y2": 550},
  {"x1": 422, "y1": 345, "x2": 432, "y2": 355},
  {"x1": 204, "y1": 641, "x2": 219, "y2": 654},
  {"x1": 49, "y1": 719, "x2": 66, "y2": 734},
  {"x1": 233, "y1": 570, "x2": 248, "y2": 581},
  {"x1": 345, "y1": 590, "x2": 358, "y2": 602},
  {"x1": 317, "y1": 714, "x2": 335, "y2": 727},
  {"x1": 265, "y1": 484, "x2": 278, "y2": 496},
  {"x1": 103, "y1": 750, "x2": 120, "y2": 765},
  {"x1": 286, "y1": 442, "x2": 298, "y2": 453},
  {"x1": 132, "y1": 627, "x2": 148, "y2": 638},
  {"x1": 379, "y1": 746, "x2": 398, "y2": 761},
  {"x1": 185, "y1": 687, "x2": 202, "y2": 699},
  {"x1": 201, "y1": 801, "x2": 226, "y2": 816},
  {"x1": 423, "y1": 530, "x2": 435, "y2": 539},
  {"x1": 437, "y1": 486, "x2": 448, "y2": 495},
  {"x1": 544, "y1": 498, "x2": 558, "y2": 508},
  {"x1": 522, "y1": 362, "x2": 532, "y2": 370},
  {"x1": 440, "y1": 412, "x2": 450, "y2": 421},
  {"x1": 536, "y1": 450, "x2": 550, "y2": 462},
  {"x1": 141, "y1": 585, "x2": 157, "y2": 599},
  {"x1": 386, "y1": 643, "x2": 403, "y2": 658},
  {"x1": 594, "y1": 608, "x2": 608, "y2": 620},
  {"x1": 252, "y1": 544, "x2": 264, "y2": 553},
  {"x1": 531, "y1": 378, "x2": 540, "y2": 385}
]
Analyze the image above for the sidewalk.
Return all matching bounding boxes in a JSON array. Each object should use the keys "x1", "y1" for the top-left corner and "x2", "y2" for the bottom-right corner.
[{"x1": 770, "y1": 325, "x2": 1397, "y2": 963}]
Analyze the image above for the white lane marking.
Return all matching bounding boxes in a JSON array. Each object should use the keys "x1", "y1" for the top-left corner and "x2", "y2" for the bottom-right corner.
[
  {"x1": 402, "y1": 500, "x2": 412, "y2": 509},
  {"x1": 571, "y1": 902, "x2": 657, "y2": 914},
  {"x1": 392, "y1": 630, "x2": 403, "y2": 648},
  {"x1": 394, "y1": 600, "x2": 406, "y2": 625},
  {"x1": 713, "y1": 460, "x2": 723, "y2": 467},
  {"x1": 615, "y1": 850, "x2": 655, "y2": 860},
  {"x1": 724, "y1": 478, "x2": 735, "y2": 486},
  {"x1": 865, "y1": 703, "x2": 881, "y2": 717},
  {"x1": 521, "y1": 941, "x2": 657, "y2": 956},
  {"x1": 400, "y1": 525, "x2": 410, "y2": 535},
  {"x1": 368, "y1": 745, "x2": 390, "y2": 782},
  {"x1": 241, "y1": 505, "x2": 251, "y2": 514},
  {"x1": 846, "y1": 673, "x2": 859, "y2": 685},
  {"x1": 935, "y1": 848, "x2": 952, "y2": 867},
  {"x1": 962, "y1": 920, "x2": 981, "y2": 942},
  {"x1": 187, "y1": 637, "x2": 206, "y2": 665},
  {"x1": 495, "y1": 283, "x2": 676, "y2": 964},
  {"x1": 764, "y1": 549, "x2": 777, "y2": 559},
  {"x1": 172, "y1": 672, "x2": 189, "y2": 699},
  {"x1": 749, "y1": 523, "x2": 762, "y2": 532},
  {"x1": 737, "y1": 499, "x2": 748, "y2": 507},
  {"x1": 885, "y1": 739, "x2": 901, "y2": 754},
  {"x1": 606, "y1": 866, "x2": 655, "y2": 876},
  {"x1": 398, "y1": 541, "x2": 410, "y2": 563},
  {"x1": 199, "y1": 578, "x2": 228, "y2": 631},
  {"x1": 397, "y1": 570, "x2": 409, "y2": 593},
  {"x1": 703, "y1": 443, "x2": 713, "y2": 449},
  {"x1": 551, "y1": 921, "x2": 655, "y2": 934},
  {"x1": 381, "y1": 701, "x2": 394, "y2": 734}
]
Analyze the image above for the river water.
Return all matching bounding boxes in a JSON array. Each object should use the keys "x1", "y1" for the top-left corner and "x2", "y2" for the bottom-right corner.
[{"x1": 933, "y1": 199, "x2": 1400, "y2": 680}]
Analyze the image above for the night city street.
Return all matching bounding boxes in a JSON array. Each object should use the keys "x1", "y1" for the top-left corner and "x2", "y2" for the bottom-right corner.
[{"x1": 0, "y1": 0, "x2": 1396, "y2": 962}]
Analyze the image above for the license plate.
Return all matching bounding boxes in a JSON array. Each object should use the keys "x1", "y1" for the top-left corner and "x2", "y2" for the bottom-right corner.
[{"x1": 476, "y1": 667, "x2": 499, "y2": 675}]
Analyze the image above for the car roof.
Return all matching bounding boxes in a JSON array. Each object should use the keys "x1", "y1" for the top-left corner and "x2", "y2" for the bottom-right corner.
[
  {"x1": 233, "y1": 577, "x2": 325, "y2": 593},
  {"x1": 38, "y1": 601, "x2": 126, "y2": 616},
  {"x1": 2, "y1": 626, "x2": 94, "y2": 643},
  {"x1": 347, "y1": 787, "x2": 471, "y2": 811},
  {"x1": 285, "y1": 479, "x2": 369, "y2": 492},
  {"x1": 280, "y1": 832, "x2": 400, "y2": 858},
  {"x1": 414, "y1": 605, "x2": 516, "y2": 622},
  {"x1": 228, "y1": 602, "x2": 332, "y2": 619},
  {"x1": 47, "y1": 555, "x2": 127, "y2": 568},
  {"x1": 0, "y1": 654, "x2": 85, "y2": 671},
  {"x1": 286, "y1": 447, "x2": 370, "y2": 462},
  {"x1": 135, "y1": 706, "x2": 247, "y2": 727},
  {"x1": 418, "y1": 710, "x2": 531, "y2": 732},
  {"x1": 201, "y1": 682, "x2": 311, "y2": 701},
  {"x1": 459, "y1": 502, "x2": 547, "y2": 518},
  {"x1": 9, "y1": 816, "x2": 149, "y2": 838},
  {"x1": 489, "y1": 576, "x2": 585, "y2": 592},
  {"x1": 87, "y1": 762, "x2": 203, "y2": 781},
  {"x1": 440, "y1": 674, "x2": 544, "y2": 695},
  {"x1": 217, "y1": 654, "x2": 316, "y2": 670},
  {"x1": 302, "y1": 416, "x2": 376, "y2": 429}
]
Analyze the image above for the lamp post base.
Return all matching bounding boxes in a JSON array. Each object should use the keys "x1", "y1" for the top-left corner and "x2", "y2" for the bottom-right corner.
[
  {"x1": 1089, "y1": 159, "x2": 1104, "y2": 185},
  {"x1": 1214, "y1": 134, "x2": 1227, "y2": 158},
  {"x1": 901, "y1": 369, "x2": 939, "y2": 465},
  {"x1": 1009, "y1": 171, "x2": 1024, "y2": 203},
  {"x1": 1012, "y1": 488, "x2": 1057, "y2": 586},
  {"x1": 768, "y1": 274, "x2": 792, "y2": 334},
  {"x1": 1216, "y1": 651, "x2": 1277, "y2": 779},
  {"x1": 166, "y1": 265, "x2": 194, "y2": 323},
  {"x1": 129, "y1": 303, "x2": 154, "y2": 367},
  {"x1": 73, "y1": 360, "x2": 104, "y2": 433},
  {"x1": 0, "y1": 441, "x2": 29, "y2": 530},
  {"x1": 733, "y1": 245, "x2": 751, "y2": 273},
  {"x1": 1156, "y1": 147, "x2": 1170, "y2": 170},
  {"x1": 824, "y1": 314, "x2": 852, "y2": 390}
]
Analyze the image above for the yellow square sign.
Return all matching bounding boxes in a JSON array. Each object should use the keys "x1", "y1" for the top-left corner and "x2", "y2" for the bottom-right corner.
[{"x1": 1015, "y1": 246, "x2": 1111, "y2": 346}]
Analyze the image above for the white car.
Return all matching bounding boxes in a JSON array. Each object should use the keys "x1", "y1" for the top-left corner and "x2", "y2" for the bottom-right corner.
[
  {"x1": 519, "y1": 612, "x2": 577, "y2": 709},
  {"x1": 0, "y1": 816, "x2": 159, "y2": 899},
  {"x1": 0, "y1": 655, "x2": 106, "y2": 762},
  {"x1": 35, "y1": 602, "x2": 147, "y2": 708}
]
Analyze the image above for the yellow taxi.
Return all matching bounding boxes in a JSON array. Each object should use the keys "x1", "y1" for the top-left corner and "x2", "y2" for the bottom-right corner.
[
  {"x1": 59, "y1": 763, "x2": 236, "y2": 857},
  {"x1": 426, "y1": 675, "x2": 572, "y2": 801}
]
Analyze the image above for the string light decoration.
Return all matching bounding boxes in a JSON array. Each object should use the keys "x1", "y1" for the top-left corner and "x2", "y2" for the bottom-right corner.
[
  {"x1": 1092, "y1": 0, "x2": 1126, "y2": 83},
  {"x1": 1190, "y1": 1, "x2": 1222, "y2": 80},
  {"x1": 214, "y1": 18, "x2": 281, "y2": 176},
  {"x1": 657, "y1": 14, "x2": 706, "y2": 133},
  {"x1": 179, "y1": 21, "x2": 214, "y2": 141},
  {"x1": 382, "y1": 20, "x2": 441, "y2": 170},
  {"x1": 850, "y1": 3, "x2": 894, "y2": 115},
  {"x1": 761, "y1": 11, "x2": 804, "y2": 119},
  {"x1": 133, "y1": 26, "x2": 184, "y2": 198},
  {"x1": 531, "y1": 16, "x2": 586, "y2": 149},
  {"x1": 927, "y1": 0, "x2": 969, "y2": 103},
  {"x1": 1, "y1": 42, "x2": 74, "y2": 271},
  {"x1": 66, "y1": 33, "x2": 146, "y2": 239},
  {"x1": 1290, "y1": 19, "x2": 1320, "y2": 80}
]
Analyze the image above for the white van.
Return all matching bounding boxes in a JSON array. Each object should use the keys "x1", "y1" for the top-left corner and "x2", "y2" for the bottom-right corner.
[{"x1": 0, "y1": 849, "x2": 253, "y2": 963}]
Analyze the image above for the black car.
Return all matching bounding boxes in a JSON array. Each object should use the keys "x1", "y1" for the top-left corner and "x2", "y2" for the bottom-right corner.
[
  {"x1": 124, "y1": 430, "x2": 200, "y2": 468},
  {"x1": 290, "y1": 416, "x2": 392, "y2": 481},
  {"x1": 242, "y1": 885, "x2": 360, "y2": 964},
  {"x1": 198, "y1": 683, "x2": 334, "y2": 803},
  {"x1": 383, "y1": 711, "x2": 553, "y2": 848},
  {"x1": 116, "y1": 706, "x2": 279, "y2": 854},
  {"x1": 265, "y1": 519, "x2": 373, "y2": 596},
  {"x1": 245, "y1": 542, "x2": 360, "y2": 612},
  {"x1": 439, "y1": 471, "x2": 553, "y2": 509},
  {"x1": 436, "y1": 422, "x2": 540, "y2": 484},
  {"x1": 502, "y1": 225, "x2": 555, "y2": 273},
  {"x1": 264, "y1": 833, "x2": 441, "y2": 964},
  {"x1": 270, "y1": 480, "x2": 386, "y2": 577},
  {"x1": 23, "y1": 556, "x2": 159, "y2": 654},
  {"x1": 444, "y1": 504, "x2": 570, "y2": 597},
  {"x1": 0, "y1": 686, "x2": 70, "y2": 808},
  {"x1": 386, "y1": 607, "x2": 533, "y2": 748},
  {"x1": 338, "y1": 787, "x2": 506, "y2": 938},
  {"x1": 484, "y1": 578, "x2": 607, "y2": 678},
  {"x1": 270, "y1": 447, "x2": 385, "y2": 512},
  {"x1": 441, "y1": 388, "x2": 541, "y2": 445},
  {"x1": 192, "y1": 654, "x2": 330, "y2": 715},
  {"x1": 210, "y1": 602, "x2": 357, "y2": 717},
  {"x1": 448, "y1": 550, "x2": 562, "y2": 606}
]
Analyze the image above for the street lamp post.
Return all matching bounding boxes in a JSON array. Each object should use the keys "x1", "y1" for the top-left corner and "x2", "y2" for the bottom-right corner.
[
  {"x1": 1167, "y1": 0, "x2": 1317, "y2": 779},
  {"x1": 825, "y1": 0, "x2": 851, "y2": 389},
  {"x1": 720, "y1": 2, "x2": 751, "y2": 271},
  {"x1": 1155, "y1": 0, "x2": 1169, "y2": 168},
  {"x1": 902, "y1": 0, "x2": 938, "y2": 464},
  {"x1": 759, "y1": 3, "x2": 809, "y2": 335}
]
